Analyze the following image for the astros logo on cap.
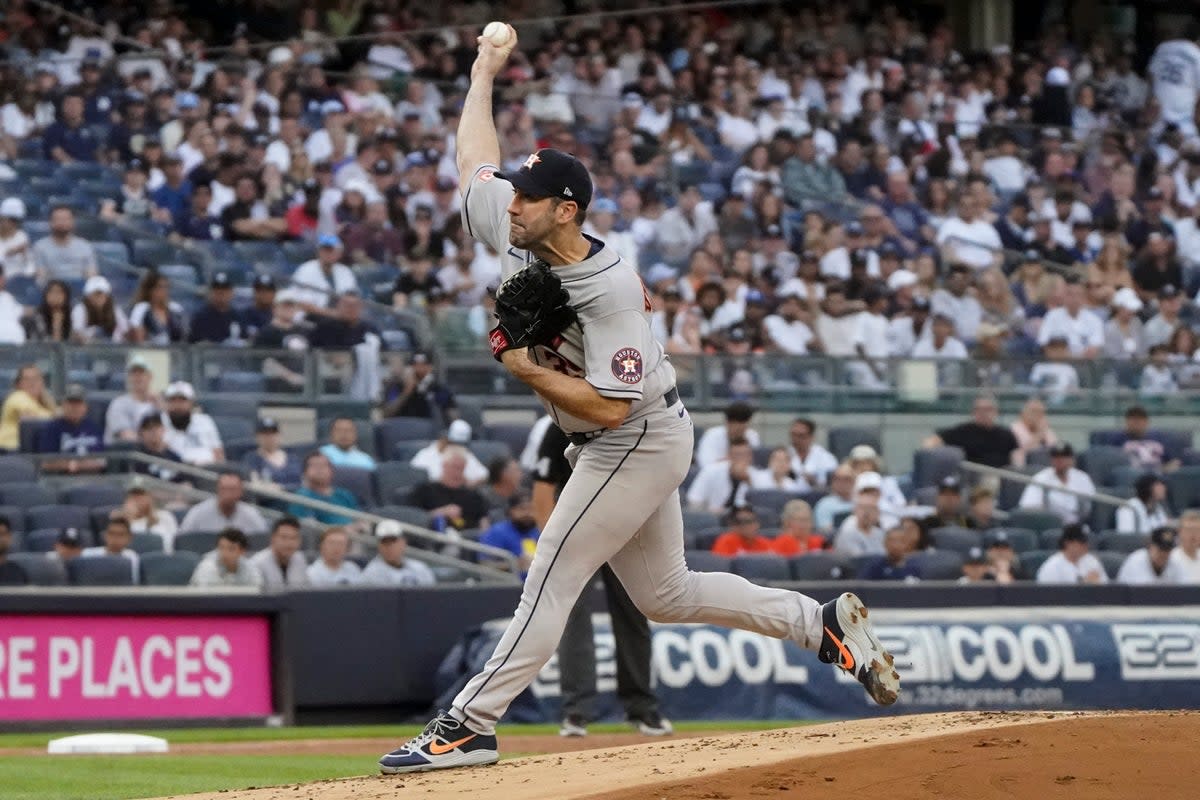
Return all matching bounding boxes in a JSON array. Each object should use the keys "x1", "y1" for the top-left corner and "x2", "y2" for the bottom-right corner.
[{"x1": 522, "y1": 152, "x2": 542, "y2": 170}]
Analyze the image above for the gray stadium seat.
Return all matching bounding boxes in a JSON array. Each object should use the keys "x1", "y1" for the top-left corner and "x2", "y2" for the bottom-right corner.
[
  {"x1": 931, "y1": 526, "x2": 983, "y2": 555},
  {"x1": 0, "y1": 505, "x2": 27, "y2": 531},
  {"x1": 174, "y1": 531, "x2": 221, "y2": 554},
  {"x1": 332, "y1": 466, "x2": 376, "y2": 507},
  {"x1": 912, "y1": 446, "x2": 964, "y2": 488},
  {"x1": 245, "y1": 531, "x2": 271, "y2": 552},
  {"x1": 27, "y1": 505, "x2": 90, "y2": 532},
  {"x1": 684, "y1": 550, "x2": 730, "y2": 573},
  {"x1": 68, "y1": 556, "x2": 134, "y2": 586},
  {"x1": 0, "y1": 455, "x2": 36, "y2": 482},
  {"x1": 1039, "y1": 528, "x2": 1064, "y2": 549},
  {"x1": 467, "y1": 439, "x2": 512, "y2": 466},
  {"x1": 1004, "y1": 508, "x2": 1063, "y2": 533},
  {"x1": 216, "y1": 371, "x2": 267, "y2": 394},
  {"x1": 693, "y1": 527, "x2": 723, "y2": 550},
  {"x1": 376, "y1": 417, "x2": 439, "y2": 458},
  {"x1": 211, "y1": 414, "x2": 256, "y2": 442},
  {"x1": 746, "y1": 489, "x2": 797, "y2": 513},
  {"x1": 479, "y1": 423, "x2": 534, "y2": 460},
  {"x1": 140, "y1": 551, "x2": 200, "y2": 586},
  {"x1": 375, "y1": 504, "x2": 431, "y2": 528},
  {"x1": 828, "y1": 426, "x2": 882, "y2": 461},
  {"x1": 983, "y1": 527, "x2": 1038, "y2": 553},
  {"x1": 200, "y1": 395, "x2": 260, "y2": 419},
  {"x1": 1166, "y1": 467, "x2": 1200, "y2": 512},
  {"x1": 789, "y1": 552, "x2": 854, "y2": 580},
  {"x1": 911, "y1": 550, "x2": 964, "y2": 580},
  {"x1": 682, "y1": 509, "x2": 721, "y2": 534},
  {"x1": 24, "y1": 528, "x2": 75, "y2": 552},
  {"x1": 61, "y1": 484, "x2": 127, "y2": 509},
  {"x1": 128, "y1": 533, "x2": 165, "y2": 554},
  {"x1": 431, "y1": 566, "x2": 468, "y2": 583},
  {"x1": 375, "y1": 461, "x2": 429, "y2": 501},
  {"x1": 1078, "y1": 446, "x2": 1129, "y2": 486},
  {"x1": 997, "y1": 464, "x2": 1043, "y2": 510},
  {"x1": 390, "y1": 440, "x2": 429, "y2": 462},
  {"x1": 1097, "y1": 551, "x2": 1126, "y2": 579},
  {"x1": 1020, "y1": 549, "x2": 1054, "y2": 578},
  {"x1": 1098, "y1": 531, "x2": 1147, "y2": 554},
  {"x1": 731, "y1": 554, "x2": 790, "y2": 582},
  {"x1": 8, "y1": 552, "x2": 64, "y2": 584},
  {"x1": 18, "y1": 419, "x2": 51, "y2": 452}
]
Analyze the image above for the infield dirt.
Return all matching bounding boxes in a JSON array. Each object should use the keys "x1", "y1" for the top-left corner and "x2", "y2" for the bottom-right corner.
[{"x1": 152, "y1": 710, "x2": 1197, "y2": 800}]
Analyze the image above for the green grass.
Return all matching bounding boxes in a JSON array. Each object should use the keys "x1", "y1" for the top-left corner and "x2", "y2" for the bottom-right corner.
[
  {"x1": 0, "y1": 753, "x2": 368, "y2": 800},
  {"x1": 0, "y1": 719, "x2": 788, "y2": 749},
  {"x1": 0, "y1": 720, "x2": 802, "y2": 800}
]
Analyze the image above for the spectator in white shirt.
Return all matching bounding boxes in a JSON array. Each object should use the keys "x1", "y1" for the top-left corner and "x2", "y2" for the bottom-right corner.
[
  {"x1": 1117, "y1": 526, "x2": 1189, "y2": 584},
  {"x1": 763, "y1": 290, "x2": 817, "y2": 354},
  {"x1": 1036, "y1": 523, "x2": 1108, "y2": 584},
  {"x1": 930, "y1": 264, "x2": 983, "y2": 342},
  {"x1": 694, "y1": 402, "x2": 759, "y2": 467},
  {"x1": 291, "y1": 234, "x2": 358, "y2": 315},
  {"x1": 935, "y1": 193, "x2": 1003, "y2": 271},
  {"x1": 1139, "y1": 343, "x2": 1179, "y2": 396},
  {"x1": 687, "y1": 438, "x2": 757, "y2": 513},
  {"x1": 850, "y1": 286, "x2": 891, "y2": 385},
  {"x1": 750, "y1": 447, "x2": 810, "y2": 493},
  {"x1": 833, "y1": 472, "x2": 887, "y2": 556},
  {"x1": 305, "y1": 526, "x2": 363, "y2": 586},
  {"x1": 1029, "y1": 337, "x2": 1081, "y2": 404},
  {"x1": 0, "y1": 197, "x2": 32, "y2": 277},
  {"x1": 1116, "y1": 473, "x2": 1172, "y2": 535},
  {"x1": 887, "y1": 293, "x2": 931, "y2": 357},
  {"x1": 104, "y1": 356, "x2": 159, "y2": 444},
  {"x1": 1019, "y1": 442, "x2": 1096, "y2": 525},
  {"x1": 846, "y1": 445, "x2": 906, "y2": 525},
  {"x1": 981, "y1": 133, "x2": 1029, "y2": 194},
  {"x1": 362, "y1": 520, "x2": 435, "y2": 586},
  {"x1": 912, "y1": 312, "x2": 969, "y2": 358},
  {"x1": 81, "y1": 516, "x2": 140, "y2": 584},
  {"x1": 248, "y1": 517, "x2": 309, "y2": 588},
  {"x1": 786, "y1": 417, "x2": 839, "y2": 488},
  {"x1": 654, "y1": 185, "x2": 717, "y2": 267},
  {"x1": 189, "y1": 528, "x2": 264, "y2": 588},
  {"x1": 1037, "y1": 277, "x2": 1103, "y2": 357},
  {"x1": 161, "y1": 381, "x2": 224, "y2": 465},
  {"x1": 1170, "y1": 511, "x2": 1200, "y2": 583}
]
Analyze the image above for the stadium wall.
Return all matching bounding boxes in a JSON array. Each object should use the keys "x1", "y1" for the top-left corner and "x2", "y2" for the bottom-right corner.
[{"x1": 1, "y1": 585, "x2": 1197, "y2": 726}]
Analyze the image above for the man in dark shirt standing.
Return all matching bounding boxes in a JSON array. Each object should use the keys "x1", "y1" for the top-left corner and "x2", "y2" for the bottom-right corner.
[
  {"x1": 43, "y1": 92, "x2": 100, "y2": 163},
  {"x1": 923, "y1": 394, "x2": 1019, "y2": 468},
  {"x1": 35, "y1": 384, "x2": 105, "y2": 474},
  {"x1": 308, "y1": 291, "x2": 382, "y2": 349},
  {"x1": 534, "y1": 423, "x2": 671, "y2": 737},
  {"x1": 242, "y1": 274, "x2": 277, "y2": 338},
  {"x1": 106, "y1": 90, "x2": 156, "y2": 163},
  {"x1": 189, "y1": 272, "x2": 244, "y2": 344}
]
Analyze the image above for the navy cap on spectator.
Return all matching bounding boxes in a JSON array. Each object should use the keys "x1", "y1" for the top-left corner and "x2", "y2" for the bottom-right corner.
[
  {"x1": 256, "y1": 417, "x2": 280, "y2": 434},
  {"x1": 63, "y1": 383, "x2": 87, "y2": 402},
  {"x1": 744, "y1": 289, "x2": 768, "y2": 307},
  {"x1": 879, "y1": 241, "x2": 901, "y2": 258},
  {"x1": 801, "y1": 250, "x2": 819, "y2": 262},
  {"x1": 1159, "y1": 284, "x2": 1181, "y2": 300},
  {"x1": 373, "y1": 158, "x2": 394, "y2": 175},
  {"x1": 211, "y1": 271, "x2": 233, "y2": 289},
  {"x1": 126, "y1": 158, "x2": 147, "y2": 173},
  {"x1": 302, "y1": 178, "x2": 321, "y2": 193},
  {"x1": 410, "y1": 350, "x2": 431, "y2": 365},
  {"x1": 1049, "y1": 442, "x2": 1075, "y2": 457},
  {"x1": 845, "y1": 220, "x2": 864, "y2": 236},
  {"x1": 938, "y1": 475, "x2": 961, "y2": 493},
  {"x1": 253, "y1": 274, "x2": 276, "y2": 291},
  {"x1": 320, "y1": 99, "x2": 347, "y2": 116},
  {"x1": 985, "y1": 530, "x2": 1013, "y2": 549},
  {"x1": 726, "y1": 324, "x2": 749, "y2": 344},
  {"x1": 1151, "y1": 527, "x2": 1178, "y2": 550},
  {"x1": 1022, "y1": 248, "x2": 1041, "y2": 262},
  {"x1": 57, "y1": 528, "x2": 84, "y2": 548},
  {"x1": 177, "y1": 92, "x2": 200, "y2": 110},
  {"x1": 911, "y1": 295, "x2": 931, "y2": 311},
  {"x1": 1059, "y1": 523, "x2": 1090, "y2": 545},
  {"x1": 965, "y1": 546, "x2": 987, "y2": 565}
]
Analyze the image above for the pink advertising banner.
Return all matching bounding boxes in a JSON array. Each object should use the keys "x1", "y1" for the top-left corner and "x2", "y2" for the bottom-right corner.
[{"x1": 0, "y1": 615, "x2": 273, "y2": 720}]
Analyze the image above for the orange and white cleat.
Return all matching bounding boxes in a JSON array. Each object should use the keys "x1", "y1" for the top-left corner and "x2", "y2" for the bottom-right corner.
[{"x1": 817, "y1": 592, "x2": 901, "y2": 706}]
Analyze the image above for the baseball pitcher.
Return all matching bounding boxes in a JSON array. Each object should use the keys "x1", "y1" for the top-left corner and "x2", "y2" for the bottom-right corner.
[{"x1": 380, "y1": 24, "x2": 900, "y2": 775}]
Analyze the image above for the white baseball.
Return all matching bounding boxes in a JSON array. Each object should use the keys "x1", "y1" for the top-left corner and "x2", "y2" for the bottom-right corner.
[{"x1": 482, "y1": 21, "x2": 511, "y2": 46}]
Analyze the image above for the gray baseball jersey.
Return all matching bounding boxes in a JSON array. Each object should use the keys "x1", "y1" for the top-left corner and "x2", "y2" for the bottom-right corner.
[
  {"x1": 448, "y1": 161, "x2": 825, "y2": 735},
  {"x1": 463, "y1": 163, "x2": 675, "y2": 434}
]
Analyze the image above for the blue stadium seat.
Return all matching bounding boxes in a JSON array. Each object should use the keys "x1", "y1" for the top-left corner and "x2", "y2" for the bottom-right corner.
[
  {"x1": 0, "y1": 506, "x2": 27, "y2": 532},
  {"x1": 376, "y1": 417, "x2": 439, "y2": 459},
  {"x1": 245, "y1": 531, "x2": 271, "y2": 552},
  {"x1": 1077, "y1": 446, "x2": 1129, "y2": 486},
  {"x1": 983, "y1": 527, "x2": 1038, "y2": 553},
  {"x1": 1020, "y1": 549, "x2": 1054, "y2": 577},
  {"x1": 28, "y1": 505, "x2": 91, "y2": 533},
  {"x1": 467, "y1": 439, "x2": 512, "y2": 467},
  {"x1": 730, "y1": 554, "x2": 790, "y2": 582},
  {"x1": 0, "y1": 483, "x2": 57, "y2": 508},
  {"x1": 174, "y1": 531, "x2": 221, "y2": 554},
  {"x1": 211, "y1": 415, "x2": 256, "y2": 442},
  {"x1": 391, "y1": 440, "x2": 430, "y2": 462},
  {"x1": 479, "y1": 423, "x2": 533, "y2": 460},
  {"x1": 789, "y1": 552, "x2": 854, "y2": 580},
  {"x1": 68, "y1": 556, "x2": 134, "y2": 586},
  {"x1": 1038, "y1": 528, "x2": 1064, "y2": 549},
  {"x1": 681, "y1": 510, "x2": 721, "y2": 535},
  {"x1": 200, "y1": 396, "x2": 260, "y2": 419},
  {"x1": 332, "y1": 466, "x2": 376, "y2": 507},
  {"x1": 692, "y1": 527, "x2": 723, "y2": 550},
  {"x1": 232, "y1": 241, "x2": 290, "y2": 276},
  {"x1": 25, "y1": 528, "x2": 86, "y2": 552},
  {"x1": 1098, "y1": 531, "x2": 1147, "y2": 554},
  {"x1": 910, "y1": 550, "x2": 965, "y2": 580},
  {"x1": 216, "y1": 372, "x2": 267, "y2": 394},
  {"x1": 684, "y1": 550, "x2": 731, "y2": 573},
  {"x1": 1097, "y1": 551, "x2": 1126, "y2": 579},
  {"x1": 7, "y1": 552, "x2": 66, "y2": 585},
  {"x1": 1166, "y1": 467, "x2": 1200, "y2": 512},
  {"x1": 18, "y1": 419, "x2": 51, "y2": 453},
  {"x1": 140, "y1": 551, "x2": 200, "y2": 586},
  {"x1": 158, "y1": 263, "x2": 201, "y2": 289},
  {"x1": 746, "y1": 489, "x2": 796, "y2": 513}
]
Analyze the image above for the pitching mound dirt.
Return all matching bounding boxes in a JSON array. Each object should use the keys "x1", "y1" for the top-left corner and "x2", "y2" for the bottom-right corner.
[{"x1": 154, "y1": 711, "x2": 1197, "y2": 800}]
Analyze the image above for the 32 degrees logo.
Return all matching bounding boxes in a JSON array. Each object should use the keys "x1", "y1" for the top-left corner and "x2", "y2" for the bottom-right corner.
[{"x1": 1111, "y1": 624, "x2": 1200, "y2": 680}]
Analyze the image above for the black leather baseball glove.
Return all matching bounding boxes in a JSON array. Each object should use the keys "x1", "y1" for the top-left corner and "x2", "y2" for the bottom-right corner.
[{"x1": 488, "y1": 260, "x2": 577, "y2": 360}]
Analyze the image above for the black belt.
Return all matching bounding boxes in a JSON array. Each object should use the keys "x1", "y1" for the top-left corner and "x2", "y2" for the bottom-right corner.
[{"x1": 567, "y1": 387, "x2": 680, "y2": 446}]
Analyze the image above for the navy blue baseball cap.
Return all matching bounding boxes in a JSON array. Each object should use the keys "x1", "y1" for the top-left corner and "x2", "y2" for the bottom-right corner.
[{"x1": 496, "y1": 149, "x2": 593, "y2": 210}]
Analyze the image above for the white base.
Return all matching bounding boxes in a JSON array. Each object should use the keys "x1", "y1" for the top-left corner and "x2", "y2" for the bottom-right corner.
[{"x1": 48, "y1": 733, "x2": 169, "y2": 755}]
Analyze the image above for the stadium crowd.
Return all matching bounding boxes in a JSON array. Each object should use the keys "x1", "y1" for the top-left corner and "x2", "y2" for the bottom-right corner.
[{"x1": 2, "y1": 3, "x2": 1200, "y2": 588}]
